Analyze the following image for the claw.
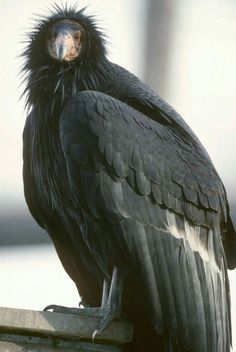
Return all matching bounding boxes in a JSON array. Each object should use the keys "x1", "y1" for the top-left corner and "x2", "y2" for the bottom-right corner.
[
  {"x1": 92, "y1": 329, "x2": 98, "y2": 342},
  {"x1": 79, "y1": 300, "x2": 90, "y2": 308},
  {"x1": 43, "y1": 304, "x2": 58, "y2": 312}
]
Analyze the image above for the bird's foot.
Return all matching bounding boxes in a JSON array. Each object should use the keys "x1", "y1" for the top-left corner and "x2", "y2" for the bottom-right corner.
[
  {"x1": 44, "y1": 302, "x2": 120, "y2": 340},
  {"x1": 43, "y1": 304, "x2": 104, "y2": 317},
  {"x1": 44, "y1": 266, "x2": 124, "y2": 341},
  {"x1": 92, "y1": 303, "x2": 120, "y2": 340}
]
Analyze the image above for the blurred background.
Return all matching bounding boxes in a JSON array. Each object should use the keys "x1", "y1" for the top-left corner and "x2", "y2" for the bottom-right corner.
[{"x1": 0, "y1": 0, "x2": 235, "y2": 348}]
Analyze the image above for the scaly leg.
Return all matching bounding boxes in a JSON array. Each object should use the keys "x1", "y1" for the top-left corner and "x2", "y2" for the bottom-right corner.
[{"x1": 93, "y1": 266, "x2": 123, "y2": 339}]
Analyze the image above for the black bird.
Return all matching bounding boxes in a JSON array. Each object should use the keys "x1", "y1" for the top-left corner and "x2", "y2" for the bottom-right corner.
[{"x1": 22, "y1": 4, "x2": 236, "y2": 352}]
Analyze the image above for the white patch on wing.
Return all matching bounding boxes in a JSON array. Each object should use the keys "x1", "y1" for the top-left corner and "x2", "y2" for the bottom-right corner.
[
  {"x1": 166, "y1": 211, "x2": 220, "y2": 272},
  {"x1": 184, "y1": 221, "x2": 209, "y2": 262}
]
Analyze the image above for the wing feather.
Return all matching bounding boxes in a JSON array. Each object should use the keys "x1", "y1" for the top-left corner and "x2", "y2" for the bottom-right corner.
[{"x1": 60, "y1": 90, "x2": 233, "y2": 351}]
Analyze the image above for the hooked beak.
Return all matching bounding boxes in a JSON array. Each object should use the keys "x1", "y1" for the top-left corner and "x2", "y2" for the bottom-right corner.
[
  {"x1": 55, "y1": 35, "x2": 70, "y2": 62},
  {"x1": 48, "y1": 31, "x2": 81, "y2": 62},
  {"x1": 55, "y1": 40, "x2": 68, "y2": 62}
]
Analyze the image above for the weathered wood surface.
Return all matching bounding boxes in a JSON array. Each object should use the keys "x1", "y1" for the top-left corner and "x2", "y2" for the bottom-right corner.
[{"x1": 0, "y1": 307, "x2": 133, "y2": 352}]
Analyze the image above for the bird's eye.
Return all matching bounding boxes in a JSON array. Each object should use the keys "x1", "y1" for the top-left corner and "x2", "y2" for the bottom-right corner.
[{"x1": 75, "y1": 32, "x2": 80, "y2": 39}]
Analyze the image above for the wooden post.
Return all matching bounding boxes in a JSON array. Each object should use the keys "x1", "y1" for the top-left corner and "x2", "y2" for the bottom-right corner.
[{"x1": 0, "y1": 307, "x2": 133, "y2": 351}]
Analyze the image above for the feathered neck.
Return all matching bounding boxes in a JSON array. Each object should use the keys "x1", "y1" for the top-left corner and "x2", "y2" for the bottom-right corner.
[{"x1": 21, "y1": 4, "x2": 111, "y2": 111}]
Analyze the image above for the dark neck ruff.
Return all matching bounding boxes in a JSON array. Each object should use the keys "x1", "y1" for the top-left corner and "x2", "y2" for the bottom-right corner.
[{"x1": 26, "y1": 58, "x2": 112, "y2": 115}]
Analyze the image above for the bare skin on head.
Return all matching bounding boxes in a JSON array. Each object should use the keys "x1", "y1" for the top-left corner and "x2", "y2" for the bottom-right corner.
[{"x1": 47, "y1": 20, "x2": 83, "y2": 62}]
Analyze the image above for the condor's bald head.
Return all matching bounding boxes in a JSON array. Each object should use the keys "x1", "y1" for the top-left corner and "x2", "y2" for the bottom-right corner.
[{"x1": 47, "y1": 20, "x2": 84, "y2": 62}]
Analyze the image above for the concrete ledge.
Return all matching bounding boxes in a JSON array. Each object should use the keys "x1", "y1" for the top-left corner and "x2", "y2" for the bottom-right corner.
[{"x1": 0, "y1": 307, "x2": 133, "y2": 351}]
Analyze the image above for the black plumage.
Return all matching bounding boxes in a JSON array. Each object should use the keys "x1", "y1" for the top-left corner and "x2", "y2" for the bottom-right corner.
[{"x1": 22, "y1": 4, "x2": 236, "y2": 352}]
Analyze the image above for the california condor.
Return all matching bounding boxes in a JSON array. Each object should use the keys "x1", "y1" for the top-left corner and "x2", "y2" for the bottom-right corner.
[{"x1": 22, "y1": 4, "x2": 236, "y2": 351}]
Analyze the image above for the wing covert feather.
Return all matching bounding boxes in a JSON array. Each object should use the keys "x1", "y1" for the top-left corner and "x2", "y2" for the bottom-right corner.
[
  {"x1": 61, "y1": 91, "x2": 225, "y2": 225},
  {"x1": 60, "y1": 90, "x2": 232, "y2": 351}
]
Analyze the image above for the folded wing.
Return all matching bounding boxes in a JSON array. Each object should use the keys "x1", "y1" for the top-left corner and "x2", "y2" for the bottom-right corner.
[{"x1": 60, "y1": 90, "x2": 233, "y2": 351}]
